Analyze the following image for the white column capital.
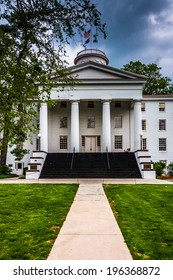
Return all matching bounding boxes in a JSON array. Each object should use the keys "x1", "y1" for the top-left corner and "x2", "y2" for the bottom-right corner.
[
  {"x1": 134, "y1": 99, "x2": 142, "y2": 102},
  {"x1": 70, "y1": 100, "x2": 80, "y2": 104},
  {"x1": 102, "y1": 99, "x2": 112, "y2": 104},
  {"x1": 133, "y1": 99, "x2": 142, "y2": 106}
]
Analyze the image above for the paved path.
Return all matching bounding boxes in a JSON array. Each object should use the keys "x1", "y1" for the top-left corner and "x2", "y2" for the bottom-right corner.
[
  {"x1": 1, "y1": 178, "x2": 173, "y2": 184},
  {"x1": 47, "y1": 183, "x2": 132, "y2": 260}
]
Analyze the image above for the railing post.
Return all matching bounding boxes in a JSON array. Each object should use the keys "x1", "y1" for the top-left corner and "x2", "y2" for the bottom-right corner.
[
  {"x1": 70, "y1": 147, "x2": 75, "y2": 170},
  {"x1": 106, "y1": 147, "x2": 110, "y2": 170}
]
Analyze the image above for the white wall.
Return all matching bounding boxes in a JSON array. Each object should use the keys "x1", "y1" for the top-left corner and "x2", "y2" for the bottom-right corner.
[
  {"x1": 50, "y1": 85, "x2": 143, "y2": 101},
  {"x1": 6, "y1": 134, "x2": 37, "y2": 175},
  {"x1": 142, "y1": 100, "x2": 173, "y2": 164},
  {"x1": 48, "y1": 102, "x2": 71, "y2": 152},
  {"x1": 111, "y1": 102, "x2": 131, "y2": 151}
]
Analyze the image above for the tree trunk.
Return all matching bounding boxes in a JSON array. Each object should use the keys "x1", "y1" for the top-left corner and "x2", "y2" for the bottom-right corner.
[{"x1": 0, "y1": 126, "x2": 10, "y2": 166}]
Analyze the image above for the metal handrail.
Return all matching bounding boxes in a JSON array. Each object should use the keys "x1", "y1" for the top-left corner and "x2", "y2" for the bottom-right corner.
[
  {"x1": 106, "y1": 147, "x2": 110, "y2": 170},
  {"x1": 70, "y1": 147, "x2": 75, "y2": 170}
]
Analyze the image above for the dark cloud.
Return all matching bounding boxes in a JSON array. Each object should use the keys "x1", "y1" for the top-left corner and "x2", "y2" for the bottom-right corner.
[
  {"x1": 68, "y1": 0, "x2": 173, "y2": 80},
  {"x1": 97, "y1": 0, "x2": 169, "y2": 40},
  {"x1": 92, "y1": 0, "x2": 173, "y2": 79}
]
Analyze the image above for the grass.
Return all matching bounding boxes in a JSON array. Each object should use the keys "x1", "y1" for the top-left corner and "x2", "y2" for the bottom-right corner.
[
  {"x1": 0, "y1": 174, "x2": 18, "y2": 179},
  {"x1": 104, "y1": 184, "x2": 173, "y2": 260},
  {"x1": 0, "y1": 183, "x2": 78, "y2": 260}
]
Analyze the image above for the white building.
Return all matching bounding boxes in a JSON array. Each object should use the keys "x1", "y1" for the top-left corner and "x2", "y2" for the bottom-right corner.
[{"x1": 6, "y1": 49, "x2": 173, "y2": 178}]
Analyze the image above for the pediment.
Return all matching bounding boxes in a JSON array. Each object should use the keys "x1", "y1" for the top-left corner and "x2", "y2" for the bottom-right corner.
[{"x1": 69, "y1": 61, "x2": 147, "y2": 81}]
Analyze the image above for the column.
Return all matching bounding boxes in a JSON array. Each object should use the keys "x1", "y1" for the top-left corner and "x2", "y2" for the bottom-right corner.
[
  {"x1": 102, "y1": 100, "x2": 111, "y2": 152},
  {"x1": 39, "y1": 103, "x2": 48, "y2": 152},
  {"x1": 134, "y1": 100, "x2": 142, "y2": 150},
  {"x1": 71, "y1": 101, "x2": 79, "y2": 152}
]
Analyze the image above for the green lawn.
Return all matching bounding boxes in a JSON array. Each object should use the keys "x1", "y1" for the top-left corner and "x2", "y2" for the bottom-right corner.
[
  {"x1": 0, "y1": 184, "x2": 78, "y2": 260},
  {"x1": 104, "y1": 184, "x2": 173, "y2": 260},
  {"x1": 0, "y1": 174, "x2": 18, "y2": 179}
]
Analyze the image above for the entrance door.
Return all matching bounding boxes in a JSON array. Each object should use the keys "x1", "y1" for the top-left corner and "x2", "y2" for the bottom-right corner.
[{"x1": 85, "y1": 136, "x2": 97, "y2": 152}]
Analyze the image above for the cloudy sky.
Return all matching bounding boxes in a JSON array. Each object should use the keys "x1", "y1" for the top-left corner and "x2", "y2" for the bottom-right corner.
[{"x1": 67, "y1": 0, "x2": 173, "y2": 80}]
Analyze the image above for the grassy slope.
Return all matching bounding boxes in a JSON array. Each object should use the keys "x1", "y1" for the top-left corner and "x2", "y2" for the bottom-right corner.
[
  {"x1": 104, "y1": 184, "x2": 173, "y2": 260},
  {"x1": 0, "y1": 184, "x2": 78, "y2": 260}
]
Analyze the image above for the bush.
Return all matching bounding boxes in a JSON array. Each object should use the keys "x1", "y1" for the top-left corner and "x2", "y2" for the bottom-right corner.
[
  {"x1": 0, "y1": 165, "x2": 12, "y2": 175},
  {"x1": 167, "y1": 162, "x2": 173, "y2": 176},
  {"x1": 153, "y1": 162, "x2": 166, "y2": 176}
]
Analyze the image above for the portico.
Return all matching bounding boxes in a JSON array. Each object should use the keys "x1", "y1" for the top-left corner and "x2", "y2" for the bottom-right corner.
[{"x1": 39, "y1": 98, "x2": 143, "y2": 153}]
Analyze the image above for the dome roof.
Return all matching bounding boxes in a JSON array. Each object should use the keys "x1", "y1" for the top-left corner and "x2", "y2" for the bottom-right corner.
[{"x1": 74, "y1": 49, "x2": 109, "y2": 65}]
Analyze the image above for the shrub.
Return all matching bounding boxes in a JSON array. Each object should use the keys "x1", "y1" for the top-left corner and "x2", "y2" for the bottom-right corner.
[
  {"x1": 153, "y1": 162, "x2": 166, "y2": 176},
  {"x1": 0, "y1": 165, "x2": 12, "y2": 175},
  {"x1": 167, "y1": 162, "x2": 173, "y2": 176}
]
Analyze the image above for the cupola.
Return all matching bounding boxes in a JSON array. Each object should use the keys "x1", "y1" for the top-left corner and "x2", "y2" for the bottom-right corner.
[{"x1": 74, "y1": 49, "x2": 109, "y2": 65}]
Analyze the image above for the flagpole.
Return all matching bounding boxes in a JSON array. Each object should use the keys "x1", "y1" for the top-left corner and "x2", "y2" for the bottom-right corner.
[{"x1": 91, "y1": 27, "x2": 92, "y2": 50}]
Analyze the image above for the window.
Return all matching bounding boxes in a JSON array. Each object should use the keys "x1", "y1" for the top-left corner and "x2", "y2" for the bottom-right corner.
[
  {"x1": 82, "y1": 136, "x2": 85, "y2": 147},
  {"x1": 114, "y1": 135, "x2": 123, "y2": 149},
  {"x1": 144, "y1": 164, "x2": 152, "y2": 169},
  {"x1": 88, "y1": 101, "x2": 94, "y2": 108},
  {"x1": 114, "y1": 115, "x2": 122, "y2": 128},
  {"x1": 60, "y1": 136, "x2": 68, "y2": 149},
  {"x1": 87, "y1": 117, "x2": 95, "y2": 128},
  {"x1": 115, "y1": 101, "x2": 121, "y2": 108},
  {"x1": 142, "y1": 120, "x2": 146, "y2": 130},
  {"x1": 60, "y1": 117, "x2": 67, "y2": 128},
  {"x1": 159, "y1": 102, "x2": 165, "y2": 112},
  {"x1": 159, "y1": 138, "x2": 166, "y2": 151},
  {"x1": 159, "y1": 119, "x2": 166, "y2": 130},
  {"x1": 15, "y1": 162, "x2": 23, "y2": 170},
  {"x1": 60, "y1": 101, "x2": 67, "y2": 108},
  {"x1": 30, "y1": 165, "x2": 37, "y2": 170},
  {"x1": 142, "y1": 138, "x2": 147, "y2": 150},
  {"x1": 141, "y1": 102, "x2": 145, "y2": 111},
  {"x1": 97, "y1": 136, "x2": 101, "y2": 147}
]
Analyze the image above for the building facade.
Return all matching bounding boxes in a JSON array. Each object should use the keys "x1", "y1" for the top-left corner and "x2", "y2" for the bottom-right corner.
[{"x1": 6, "y1": 49, "x2": 173, "y2": 177}]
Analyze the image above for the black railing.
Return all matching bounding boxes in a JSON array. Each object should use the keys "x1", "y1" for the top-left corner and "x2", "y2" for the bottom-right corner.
[
  {"x1": 106, "y1": 147, "x2": 110, "y2": 170},
  {"x1": 70, "y1": 147, "x2": 75, "y2": 170}
]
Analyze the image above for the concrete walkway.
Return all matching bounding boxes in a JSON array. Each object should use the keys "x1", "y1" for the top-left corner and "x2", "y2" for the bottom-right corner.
[
  {"x1": 47, "y1": 183, "x2": 132, "y2": 260},
  {"x1": 1, "y1": 177, "x2": 173, "y2": 184}
]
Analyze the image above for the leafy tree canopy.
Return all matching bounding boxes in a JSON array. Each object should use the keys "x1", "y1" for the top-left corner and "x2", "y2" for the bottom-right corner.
[
  {"x1": 0, "y1": 0, "x2": 106, "y2": 164},
  {"x1": 122, "y1": 61, "x2": 173, "y2": 95}
]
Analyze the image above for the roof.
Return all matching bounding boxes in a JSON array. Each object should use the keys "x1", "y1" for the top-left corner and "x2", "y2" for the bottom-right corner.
[
  {"x1": 143, "y1": 94, "x2": 173, "y2": 100},
  {"x1": 68, "y1": 61, "x2": 147, "y2": 81},
  {"x1": 143, "y1": 94, "x2": 173, "y2": 98}
]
